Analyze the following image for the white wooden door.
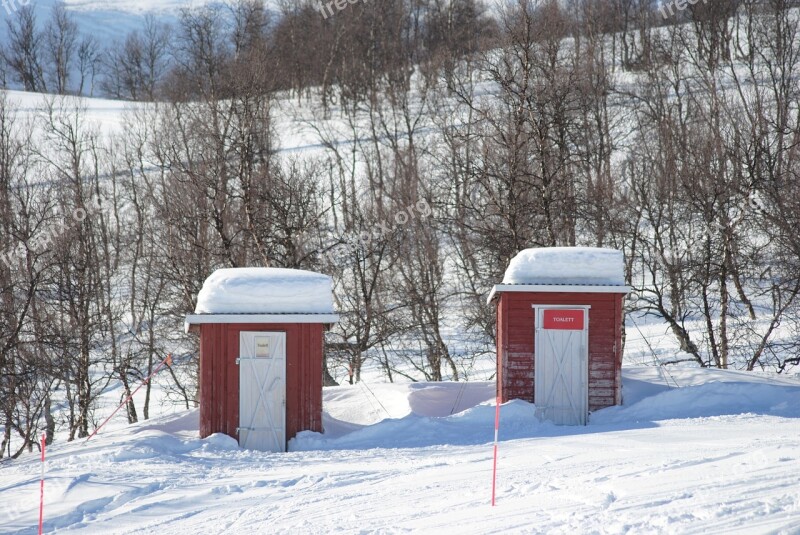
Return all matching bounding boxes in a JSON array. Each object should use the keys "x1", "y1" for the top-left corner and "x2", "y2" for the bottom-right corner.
[
  {"x1": 239, "y1": 331, "x2": 286, "y2": 451},
  {"x1": 534, "y1": 306, "x2": 589, "y2": 425}
]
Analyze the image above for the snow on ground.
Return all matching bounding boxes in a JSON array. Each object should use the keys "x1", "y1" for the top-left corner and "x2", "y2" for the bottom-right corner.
[
  {"x1": 1, "y1": 367, "x2": 799, "y2": 534},
  {"x1": 5, "y1": 90, "x2": 140, "y2": 137}
]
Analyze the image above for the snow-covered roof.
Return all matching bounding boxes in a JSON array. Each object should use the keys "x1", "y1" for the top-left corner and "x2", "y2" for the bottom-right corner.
[
  {"x1": 489, "y1": 247, "x2": 630, "y2": 302},
  {"x1": 502, "y1": 247, "x2": 626, "y2": 285},
  {"x1": 191, "y1": 267, "x2": 337, "y2": 316}
]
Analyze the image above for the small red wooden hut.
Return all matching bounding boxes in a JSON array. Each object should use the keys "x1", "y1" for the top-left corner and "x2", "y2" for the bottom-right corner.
[
  {"x1": 185, "y1": 268, "x2": 338, "y2": 451},
  {"x1": 489, "y1": 247, "x2": 630, "y2": 425}
]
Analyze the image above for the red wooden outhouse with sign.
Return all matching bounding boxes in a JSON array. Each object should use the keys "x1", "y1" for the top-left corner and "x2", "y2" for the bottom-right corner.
[
  {"x1": 488, "y1": 247, "x2": 630, "y2": 425},
  {"x1": 185, "y1": 268, "x2": 338, "y2": 452}
]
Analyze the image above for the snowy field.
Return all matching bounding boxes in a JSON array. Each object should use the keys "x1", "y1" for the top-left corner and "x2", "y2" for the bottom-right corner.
[{"x1": 1, "y1": 367, "x2": 799, "y2": 534}]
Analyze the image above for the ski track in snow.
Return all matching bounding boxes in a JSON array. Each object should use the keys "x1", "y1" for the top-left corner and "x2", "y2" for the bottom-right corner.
[{"x1": 1, "y1": 368, "x2": 800, "y2": 534}]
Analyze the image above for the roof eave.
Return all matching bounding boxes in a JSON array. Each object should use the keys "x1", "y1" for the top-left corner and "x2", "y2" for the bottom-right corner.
[
  {"x1": 487, "y1": 284, "x2": 632, "y2": 304},
  {"x1": 184, "y1": 313, "x2": 341, "y2": 333}
]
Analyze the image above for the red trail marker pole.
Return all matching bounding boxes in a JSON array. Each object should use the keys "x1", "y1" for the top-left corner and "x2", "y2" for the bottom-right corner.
[
  {"x1": 85, "y1": 354, "x2": 173, "y2": 443},
  {"x1": 38, "y1": 433, "x2": 45, "y2": 535},
  {"x1": 491, "y1": 396, "x2": 500, "y2": 506}
]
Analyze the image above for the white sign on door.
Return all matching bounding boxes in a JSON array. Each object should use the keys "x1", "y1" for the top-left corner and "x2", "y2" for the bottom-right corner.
[{"x1": 255, "y1": 336, "x2": 270, "y2": 358}]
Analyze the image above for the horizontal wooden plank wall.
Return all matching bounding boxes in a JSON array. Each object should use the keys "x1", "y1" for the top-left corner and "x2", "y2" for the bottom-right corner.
[
  {"x1": 496, "y1": 292, "x2": 625, "y2": 412},
  {"x1": 199, "y1": 322, "x2": 324, "y2": 448}
]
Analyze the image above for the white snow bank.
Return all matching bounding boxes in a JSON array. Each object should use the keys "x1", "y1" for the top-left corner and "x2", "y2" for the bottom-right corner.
[
  {"x1": 3, "y1": 367, "x2": 800, "y2": 534},
  {"x1": 301, "y1": 381, "x2": 500, "y2": 449},
  {"x1": 502, "y1": 247, "x2": 626, "y2": 285},
  {"x1": 291, "y1": 400, "x2": 545, "y2": 451},
  {"x1": 322, "y1": 381, "x2": 497, "y2": 426},
  {"x1": 593, "y1": 367, "x2": 800, "y2": 424},
  {"x1": 295, "y1": 368, "x2": 800, "y2": 451},
  {"x1": 194, "y1": 267, "x2": 335, "y2": 314},
  {"x1": 406, "y1": 382, "x2": 497, "y2": 417}
]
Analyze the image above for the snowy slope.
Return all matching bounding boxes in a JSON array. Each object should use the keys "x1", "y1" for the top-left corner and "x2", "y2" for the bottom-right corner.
[
  {"x1": 0, "y1": 0, "x2": 285, "y2": 46},
  {"x1": 0, "y1": 0, "x2": 175, "y2": 46},
  {"x1": 1, "y1": 367, "x2": 799, "y2": 534}
]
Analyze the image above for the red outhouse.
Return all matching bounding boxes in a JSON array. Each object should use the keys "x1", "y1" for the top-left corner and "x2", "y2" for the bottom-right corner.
[
  {"x1": 489, "y1": 247, "x2": 630, "y2": 425},
  {"x1": 185, "y1": 268, "x2": 338, "y2": 451}
]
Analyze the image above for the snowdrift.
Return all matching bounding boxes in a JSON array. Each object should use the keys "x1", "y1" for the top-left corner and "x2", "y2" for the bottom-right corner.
[
  {"x1": 289, "y1": 368, "x2": 800, "y2": 451},
  {"x1": 2, "y1": 367, "x2": 799, "y2": 534}
]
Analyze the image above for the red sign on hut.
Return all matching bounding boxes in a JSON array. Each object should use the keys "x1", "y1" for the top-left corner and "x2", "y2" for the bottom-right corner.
[{"x1": 542, "y1": 309, "x2": 585, "y2": 330}]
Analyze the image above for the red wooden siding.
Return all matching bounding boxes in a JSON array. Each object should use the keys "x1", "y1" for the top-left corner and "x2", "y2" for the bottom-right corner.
[
  {"x1": 496, "y1": 292, "x2": 625, "y2": 412},
  {"x1": 198, "y1": 322, "x2": 324, "y2": 447}
]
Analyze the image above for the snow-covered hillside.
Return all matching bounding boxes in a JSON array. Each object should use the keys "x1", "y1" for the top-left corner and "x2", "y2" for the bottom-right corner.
[
  {"x1": 0, "y1": 0, "x2": 172, "y2": 45},
  {"x1": 1, "y1": 367, "x2": 799, "y2": 534},
  {"x1": 1, "y1": 3, "x2": 800, "y2": 532},
  {"x1": 0, "y1": 0, "x2": 286, "y2": 44},
  {"x1": 0, "y1": 86, "x2": 798, "y2": 533}
]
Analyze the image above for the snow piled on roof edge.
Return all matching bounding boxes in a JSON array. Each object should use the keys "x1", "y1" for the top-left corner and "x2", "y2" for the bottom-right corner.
[{"x1": 194, "y1": 267, "x2": 336, "y2": 315}]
